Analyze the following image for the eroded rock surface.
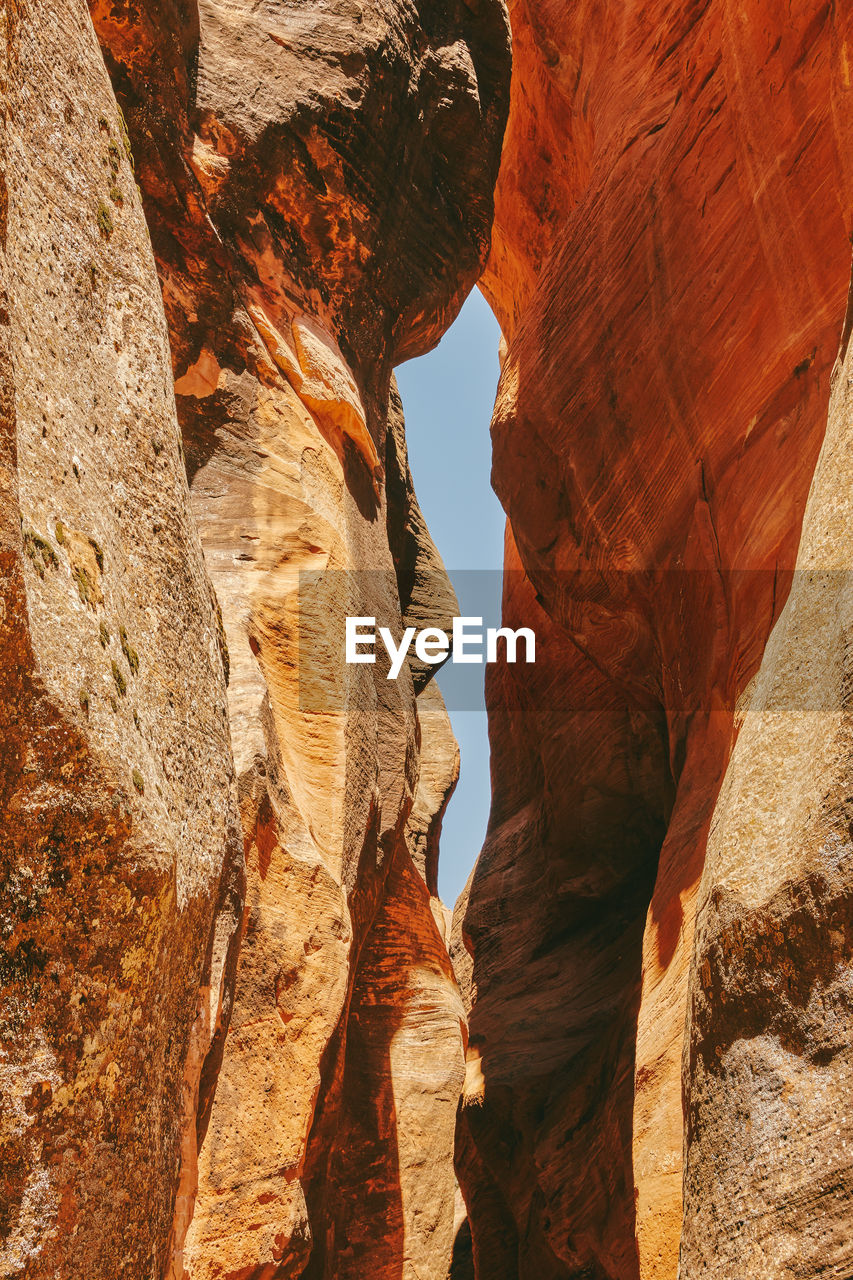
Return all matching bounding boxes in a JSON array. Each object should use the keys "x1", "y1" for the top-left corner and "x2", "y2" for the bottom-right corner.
[
  {"x1": 455, "y1": 2, "x2": 853, "y2": 1277},
  {"x1": 14, "y1": 0, "x2": 852, "y2": 1275},
  {"x1": 0, "y1": 3, "x2": 242, "y2": 1277},
  {"x1": 86, "y1": 2, "x2": 510, "y2": 1277},
  {"x1": 680, "y1": 280, "x2": 853, "y2": 1278}
]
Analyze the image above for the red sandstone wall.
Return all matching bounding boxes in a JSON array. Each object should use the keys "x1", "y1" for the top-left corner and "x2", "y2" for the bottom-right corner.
[{"x1": 456, "y1": 2, "x2": 853, "y2": 1275}]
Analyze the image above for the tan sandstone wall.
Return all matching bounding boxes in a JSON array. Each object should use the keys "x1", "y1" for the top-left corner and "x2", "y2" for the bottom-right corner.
[{"x1": 0, "y1": 2, "x2": 243, "y2": 1276}]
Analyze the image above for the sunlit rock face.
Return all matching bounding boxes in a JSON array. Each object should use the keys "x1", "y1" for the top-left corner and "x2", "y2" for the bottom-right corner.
[
  {"x1": 92, "y1": 0, "x2": 511, "y2": 379},
  {"x1": 681, "y1": 290, "x2": 853, "y2": 1277},
  {"x1": 455, "y1": 2, "x2": 853, "y2": 1277},
  {"x1": 88, "y1": 2, "x2": 511, "y2": 1277},
  {"x1": 0, "y1": 3, "x2": 243, "y2": 1278}
]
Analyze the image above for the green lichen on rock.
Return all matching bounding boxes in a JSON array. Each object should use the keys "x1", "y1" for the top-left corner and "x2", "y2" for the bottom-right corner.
[
  {"x1": 119, "y1": 625, "x2": 139, "y2": 676},
  {"x1": 99, "y1": 620, "x2": 110, "y2": 648},
  {"x1": 88, "y1": 536, "x2": 104, "y2": 571},
  {"x1": 55, "y1": 520, "x2": 65, "y2": 546},
  {"x1": 73, "y1": 564, "x2": 92, "y2": 604},
  {"x1": 22, "y1": 525, "x2": 58, "y2": 577},
  {"x1": 111, "y1": 660, "x2": 127, "y2": 697},
  {"x1": 131, "y1": 769, "x2": 144, "y2": 795},
  {"x1": 79, "y1": 689, "x2": 90, "y2": 714},
  {"x1": 98, "y1": 106, "x2": 134, "y2": 170},
  {"x1": 96, "y1": 201, "x2": 113, "y2": 239},
  {"x1": 116, "y1": 102, "x2": 135, "y2": 170}
]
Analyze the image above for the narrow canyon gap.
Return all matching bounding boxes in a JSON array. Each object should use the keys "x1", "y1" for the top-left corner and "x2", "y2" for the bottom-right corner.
[{"x1": 396, "y1": 288, "x2": 504, "y2": 910}]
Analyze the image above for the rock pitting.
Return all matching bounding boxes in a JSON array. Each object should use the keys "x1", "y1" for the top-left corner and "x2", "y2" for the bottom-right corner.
[{"x1": 0, "y1": 3, "x2": 243, "y2": 1276}]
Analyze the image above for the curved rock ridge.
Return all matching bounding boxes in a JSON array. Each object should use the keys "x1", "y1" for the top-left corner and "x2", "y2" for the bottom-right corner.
[
  {"x1": 455, "y1": 1, "x2": 853, "y2": 1277},
  {"x1": 0, "y1": 3, "x2": 243, "y2": 1277},
  {"x1": 84, "y1": 2, "x2": 510, "y2": 1278}
]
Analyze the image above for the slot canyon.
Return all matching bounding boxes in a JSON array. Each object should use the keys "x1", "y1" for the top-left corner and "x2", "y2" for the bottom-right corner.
[{"x1": 1, "y1": 0, "x2": 853, "y2": 1278}]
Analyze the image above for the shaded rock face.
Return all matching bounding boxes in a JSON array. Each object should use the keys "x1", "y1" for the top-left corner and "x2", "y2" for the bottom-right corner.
[
  {"x1": 0, "y1": 2, "x2": 243, "y2": 1277},
  {"x1": 85, "y1": 3, "x2": 510, "y2": 1279},
  {"x1": 455, "y1": 1, "x2": 853, "y2": 1277}
]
